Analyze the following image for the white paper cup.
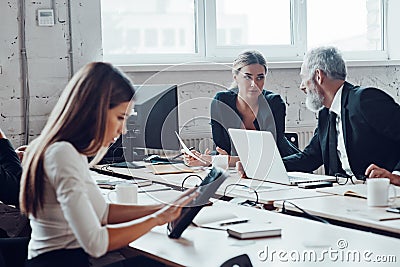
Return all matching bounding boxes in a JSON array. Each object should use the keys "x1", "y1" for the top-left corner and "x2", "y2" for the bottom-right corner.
[
  {"x1": 367, "y1": 178, "x2": 396, "y2": 207},
  {"x1": 212, "y1": 155, "x2": 229, "y2": 169},
  {"x1": 107, "y1": 184, "x2": 138, "y2": 204}
]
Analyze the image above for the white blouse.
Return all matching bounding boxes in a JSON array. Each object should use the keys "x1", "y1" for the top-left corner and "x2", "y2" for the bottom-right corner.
[{"x1": 28, "y1": 142, "x2": 109, "y2": 259}]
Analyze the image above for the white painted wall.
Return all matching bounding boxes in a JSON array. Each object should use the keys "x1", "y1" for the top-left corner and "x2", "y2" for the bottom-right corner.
[
  {"x1": 0, "y1": 0, "x2": 101, "y2": 147},
  {"x1": 123, "y1": 65, "x2": 400, "y2": 140},
  {"x1": 0, "y1": 0, "x2": 399, "y2": 148}
]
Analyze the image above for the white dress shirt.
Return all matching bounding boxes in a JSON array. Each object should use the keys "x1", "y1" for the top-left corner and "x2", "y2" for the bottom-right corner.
[
  {"x1": 28, "y1": 141, "x2": 109, "y2": 259},
  {"x1": 329, "y1": 85, "x2": 354, "y2": 176}
]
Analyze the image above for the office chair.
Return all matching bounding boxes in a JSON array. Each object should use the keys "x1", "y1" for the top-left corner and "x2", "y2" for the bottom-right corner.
[
  {"x1": 0, "y1": 237, "x2": 29, "y2": 267},
  {"x1": 103, "y1": 255, "x2": 166, "y2": 267},
  {"x1": 220, "y1": 254, "x2": 253, "y2": 267},
  {"x1": 284, "y1": 132, "x2": 299, "y2": 148}
]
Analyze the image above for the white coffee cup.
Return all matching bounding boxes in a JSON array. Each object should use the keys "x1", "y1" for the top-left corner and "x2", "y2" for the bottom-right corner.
[
  {"x1": 107, "y1": 184, "x2": 138, "y2": 204},
  {"x1": 212, "y1": 155, "x2": 229, "y2": 169},
  {"x1": 367, "y1": 178, "x2": 396, "y2": 207}
]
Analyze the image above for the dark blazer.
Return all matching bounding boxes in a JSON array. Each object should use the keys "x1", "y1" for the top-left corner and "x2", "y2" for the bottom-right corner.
[
  {"x1": 283, "y1": 82, "x2": 400, "y2": 175},
  {"x1": 210, "y1": 88, "x2": 299, "y2": 157},
  {"x1": 0, "y1": 139, "x2": 22, "y2": 206}
]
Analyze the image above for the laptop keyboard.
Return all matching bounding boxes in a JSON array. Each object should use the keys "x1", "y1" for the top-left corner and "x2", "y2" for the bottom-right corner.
[
  {"x1": 288, "y1": 175, "x2": 307, "y2": 182},
  {"x1": 288, "y1": 172, "x2": 336, "y2": 183}
]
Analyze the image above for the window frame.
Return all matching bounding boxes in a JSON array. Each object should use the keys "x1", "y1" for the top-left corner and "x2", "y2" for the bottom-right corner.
[
  {"x1": 203, "y1": 0, "x2": 306, "y2": 62},
  {"x1": 102, "y1": 0, "x2": 394, "y2": 65}
]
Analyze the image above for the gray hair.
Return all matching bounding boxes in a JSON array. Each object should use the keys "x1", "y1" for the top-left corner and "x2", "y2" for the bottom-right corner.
[
  {"x1": 231, "y1": 50, "x2": 268, "y2": 88},
  {"x1": 303, "y1": 46, "x2": 347, "y2": 81}
]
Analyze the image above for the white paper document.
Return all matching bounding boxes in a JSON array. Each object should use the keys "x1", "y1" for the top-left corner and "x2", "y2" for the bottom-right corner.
[
  {"x1": 192, "y1": 206, "x2": 248, "y2": 230},
  {"x1": 175, "y1": 131, "x2": 207, "y2": 164}
]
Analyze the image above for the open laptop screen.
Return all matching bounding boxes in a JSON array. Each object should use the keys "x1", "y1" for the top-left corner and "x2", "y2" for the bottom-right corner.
[{"x1": 228, "y1": 129, "x2": 335, "y2": 185}]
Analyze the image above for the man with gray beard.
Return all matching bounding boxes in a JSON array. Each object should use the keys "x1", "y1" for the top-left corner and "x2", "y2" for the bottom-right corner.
[{"x1": 282, "y1": 46, "x2": 400, "y2": 183}]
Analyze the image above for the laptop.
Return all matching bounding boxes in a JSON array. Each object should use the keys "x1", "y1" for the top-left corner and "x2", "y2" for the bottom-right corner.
[{"x1": 228, "y1": 129, "x2": 336, "y2": 185}]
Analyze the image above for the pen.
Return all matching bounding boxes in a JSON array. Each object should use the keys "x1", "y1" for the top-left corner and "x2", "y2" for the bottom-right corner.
[
  {"x1": 172, "y1": 147, "x2": 195, "y2": 159},
  {"x1": 138, "y1": 187, "x2": 173, "y2": 193},
  {"x1": 219, "y1": 219, "x2": 249, "y2": 226}
]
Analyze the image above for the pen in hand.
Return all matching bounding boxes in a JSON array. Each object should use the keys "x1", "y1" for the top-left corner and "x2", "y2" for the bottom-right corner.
[
  {"x1": 219, "y1": 219, "x2": 249, "y2": 226},
  {"x1": 172, "y1": 147, "x2": 195, "y2": 159}
]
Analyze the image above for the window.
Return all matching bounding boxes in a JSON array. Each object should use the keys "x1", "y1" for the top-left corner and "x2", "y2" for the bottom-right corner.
[
  {"x1": 101, "y1": 0, "x2": 389, "y2": 64},
  {"x1": 307, "y1": 0, "x2": 385, "y2": 60},
  {"x1": 215, "y1": 0, "x2": 291, "y2": 46},
  {"x1": 101, "y1": 0, "x2": 198, "y2": 64}
]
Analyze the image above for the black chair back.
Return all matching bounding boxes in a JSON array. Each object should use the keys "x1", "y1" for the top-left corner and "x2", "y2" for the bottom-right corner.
[{"x1": 220, "y1": 254, "x2": 253, "y2": 267}]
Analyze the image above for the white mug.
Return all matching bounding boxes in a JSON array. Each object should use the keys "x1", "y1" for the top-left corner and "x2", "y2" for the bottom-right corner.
[
  {"x1": 212, "y1": 155, "x2": 229, "y2": 169},
  {"x1": 107, "y1": 184, "x2": 138, "y2": 204},
  {"x1": 367, "y1": 178, "x2": 396, "y2": 207}
]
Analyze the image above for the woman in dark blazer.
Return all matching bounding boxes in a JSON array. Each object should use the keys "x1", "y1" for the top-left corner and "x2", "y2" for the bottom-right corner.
[{"x1": 185, "y1": 50, "x2": 299, "y2": 167}]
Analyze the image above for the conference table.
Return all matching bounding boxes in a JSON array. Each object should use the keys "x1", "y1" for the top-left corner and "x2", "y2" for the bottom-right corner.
[
  {"x1": 131, "y1": 195, "x2": 400, "y2": 266},
  {"x1": 274, "y1": 193, "x2": 400, "y2": 238},
  {"x1": 94, "y1": 165, "x2": 400, "y2": 266},
  {"x1": 93, "y1": 164, "x2": 331, "y2": 205}
]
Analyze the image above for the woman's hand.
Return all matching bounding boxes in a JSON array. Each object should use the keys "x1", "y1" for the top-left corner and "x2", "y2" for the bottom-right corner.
[
  {"x1": 183, "y1": 148, "x2": 212, "y2": 167},
  {"x1": 236, "y1": 161, "x2": 248, "y2": 178},
  {"x1": 151, "y1": 188, "x2": 198, "y2": 226},
  {"x1": 215, "y1": 147, "x2": 228, "y2": 155},
  {"x1": 15, "y1": 145, "x2": 28, "y2": 161}
]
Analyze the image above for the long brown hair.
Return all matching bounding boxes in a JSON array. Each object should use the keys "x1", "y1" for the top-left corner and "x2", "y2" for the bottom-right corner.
[{"x1": 20, "y1": 62, "x2": 135, "y2": 217}]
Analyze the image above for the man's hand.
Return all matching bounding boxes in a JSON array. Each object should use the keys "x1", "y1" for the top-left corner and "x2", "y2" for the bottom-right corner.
[{"x1": 365, "y1": 164, "x2": 400, "y2": 186}]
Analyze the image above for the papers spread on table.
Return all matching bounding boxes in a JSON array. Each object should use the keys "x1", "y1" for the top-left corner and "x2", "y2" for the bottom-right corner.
[
  {"x1": 227, "y1": 222, "x2": 281, "y2": 239},
  {"x1": 146, "y1": 163, "x2": 194, "y2": 175}
]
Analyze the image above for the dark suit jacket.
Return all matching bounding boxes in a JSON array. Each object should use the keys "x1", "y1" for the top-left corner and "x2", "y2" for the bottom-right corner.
[
  {"x1": 210, "y1": 88, "x2": 299, "y2": 157},
  {"x1": 0, "y1": 139, "x2": 22, "y2": 206},
  {"x1": 283, "y1": 82, "x2": 400, "y2": 175}
]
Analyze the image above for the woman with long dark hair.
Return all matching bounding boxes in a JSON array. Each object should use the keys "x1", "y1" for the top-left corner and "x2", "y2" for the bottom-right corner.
[{"x1": 20, "y1": 62, "x2": 196, "y2": 266}]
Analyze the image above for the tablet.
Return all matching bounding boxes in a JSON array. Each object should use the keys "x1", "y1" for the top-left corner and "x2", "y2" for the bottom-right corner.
[{"x1": 167, "y1": 167, "x2": 229, "y2": 238}]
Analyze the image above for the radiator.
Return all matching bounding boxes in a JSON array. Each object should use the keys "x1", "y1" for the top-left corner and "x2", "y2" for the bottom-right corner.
[
  {"x1": 179, "y1": 127, "x2": 325, "y2": 174},
  {"x1": 287, "y1": 126, "x2": 315, "y2": 150},
  {"x1": 179, "y1": 128, "x2": 316, "y2": 151},
  {"x1": 287, "y1": 126, "x2": 324, "y2": 174},
  {"x1": 145, "y1": 133, "x2": 213, "y2": 157},
  {"x1": 148, "y1": 127, "x2": 324, "y2": 174}
]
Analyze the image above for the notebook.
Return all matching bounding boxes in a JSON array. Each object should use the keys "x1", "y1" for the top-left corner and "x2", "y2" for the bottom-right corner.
[
  {"x1": 228, "y1": 129, "x2": 336, "y2": 185},
  {"x1": 317, "y1": 184, "x2": 368, "y2": 199},
  {"x1": 227, "y1": 222, "x2": 281, "y2": 239},
  {"x1": 317, "y1": 184, "x2": 400, "y2": 199}
]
